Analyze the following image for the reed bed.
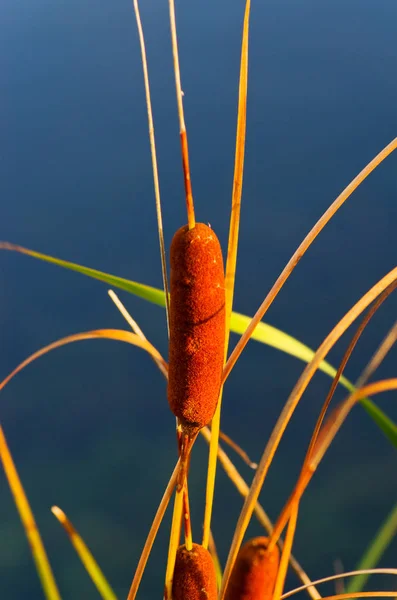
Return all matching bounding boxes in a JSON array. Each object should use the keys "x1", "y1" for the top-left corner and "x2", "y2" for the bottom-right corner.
[{"x1": 0, "y1": 1, "x2": 396, "y2": 599}]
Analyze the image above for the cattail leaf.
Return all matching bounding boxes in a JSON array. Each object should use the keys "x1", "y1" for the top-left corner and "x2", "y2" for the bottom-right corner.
[
  {"x1": 2, "y1": 243, "x2": 396, "y2": 448},
  {"x1": 51, "y1": 507, "x2": 118, "y2": 600},
  {"x1": 346, "y1": 502, "x2": 397, "y2": 594},
  {"x1": 0, "y1": 243, "x2": 165, "y2": 306},
  {"x1": 0, "y1": 427, "x2": 62, "y2": 600}
]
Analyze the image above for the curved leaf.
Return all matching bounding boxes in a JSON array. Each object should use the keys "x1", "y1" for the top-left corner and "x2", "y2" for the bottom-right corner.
[{"x1": 0, "y1": 329, "x2": 167, "y2": 395}]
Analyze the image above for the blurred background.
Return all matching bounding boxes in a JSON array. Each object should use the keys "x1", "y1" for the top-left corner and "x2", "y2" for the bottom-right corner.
[{"x1": 1, "y1": 0, "x2": 396, "y2": 598}]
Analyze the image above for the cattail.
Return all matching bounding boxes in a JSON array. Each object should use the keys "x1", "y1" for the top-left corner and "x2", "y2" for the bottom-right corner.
[
  {"x1": 225, "y1": 537, "x2": 280, "y2": 600},
  {"x1": 172, "y1": 543, "x2": 218, "y2": 600},
  {"x1": 168, "y1": 222, "x2": 225, "y2": 434}
]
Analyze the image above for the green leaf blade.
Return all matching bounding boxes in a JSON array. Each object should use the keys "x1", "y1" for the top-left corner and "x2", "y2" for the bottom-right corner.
[{"x1": 0, "y1": 243, "x2": 166, "y2": 306}]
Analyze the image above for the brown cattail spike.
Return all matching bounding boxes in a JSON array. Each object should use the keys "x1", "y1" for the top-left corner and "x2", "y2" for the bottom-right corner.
[
  {"x1": 225, "y1": 536, "x2": 280, "y2": 600},
  {"x1": 168, "y1": 222, "x2": 225, "y2": 433},
  {"x1": 172, "y1": 543, "x2": 218, "y2": 600}
]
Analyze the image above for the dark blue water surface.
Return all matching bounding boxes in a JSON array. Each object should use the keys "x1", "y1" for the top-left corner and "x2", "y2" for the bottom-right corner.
[{"x1": 1, "y1": 0, "x2": 396, "y2": 598}]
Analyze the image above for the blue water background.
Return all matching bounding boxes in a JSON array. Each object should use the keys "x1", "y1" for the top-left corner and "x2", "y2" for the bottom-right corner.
[{"x1": 1, "y1": 0, "x2": 396, "y2": 598}]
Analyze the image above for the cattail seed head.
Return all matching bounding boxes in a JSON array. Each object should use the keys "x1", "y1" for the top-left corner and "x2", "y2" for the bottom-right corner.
[
  {"x1": 168, "y1": 223, "x2": 225, "y2": 433},
  {"x1": 225, "y1": 536, "x2": 280, "y2": 600},
  {"x1": 172, "y1": 543, "x2": 218, "y2": 600}
]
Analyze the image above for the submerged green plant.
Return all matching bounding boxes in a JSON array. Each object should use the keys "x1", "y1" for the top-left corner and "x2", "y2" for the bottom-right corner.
[{"x1": 1, "y1": 1, "x2": 396, "y2": 599}]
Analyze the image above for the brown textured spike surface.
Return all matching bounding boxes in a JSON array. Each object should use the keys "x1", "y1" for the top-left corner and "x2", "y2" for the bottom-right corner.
[
  {"x1": 172, "y1": 543, "x2": 218, "y2": 600},
  {"x1": 168, "y1": 223, "x2": 225, "y2": 432},
  {"x1": 225, "y1": 536, "x2": 280, "y2": 600}
]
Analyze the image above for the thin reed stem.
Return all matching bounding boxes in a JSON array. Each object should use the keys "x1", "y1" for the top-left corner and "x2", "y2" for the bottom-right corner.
[
  {"x1": 219, "y1": 430, "x2": 257, "y2": 468},
  {"x1": 296, "y1": 594, "x2": 397, "y2": 600},
  {"x1": 108, "y1": 290, "x2": 168, "y2": 378},
  {"x1": 309, "y1": 379, "x2": 397, "y2": 471},
  {"x1": 273, "y1": 501, "x2": 300, "y2": 600},
  {"x1": 202, "y1": 0, "x2": 251, "y2": 550},
  {"x1": 127, "y1": 459, "x2": 180, "y2": 600},
  {"x1": 355, "y1": 320, "x2": 397, "y2": 389},
  {"x1": 282, "y1": 569, "x2": 397, "y2": 599},
  {"x1": 223, "y1": 138, "x2": 397, "y2": 384},
  {"x1": 132, "y1": 0, "x2": 170, "y2": 334}
]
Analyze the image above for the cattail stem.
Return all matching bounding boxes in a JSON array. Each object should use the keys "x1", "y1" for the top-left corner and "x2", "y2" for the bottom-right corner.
[
  {"x1": 168, "y1": 0, "x2": 195, "y2": 228},
  {"x1": 183, "y1": 480, "x2": 193, "y2": 551},
  {"x1": 164, "y1": 475, "x2": 185, "y2": 600}
]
